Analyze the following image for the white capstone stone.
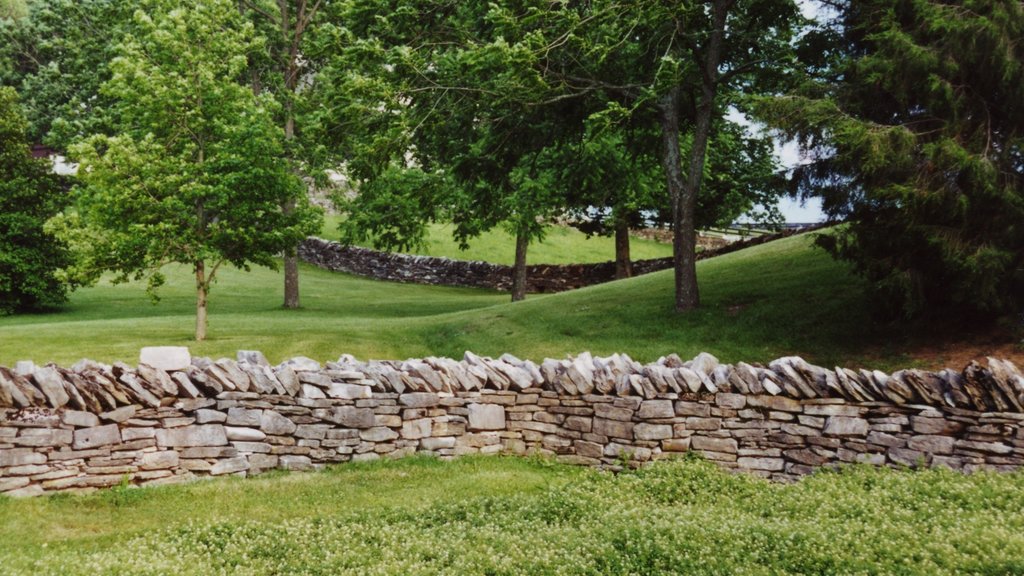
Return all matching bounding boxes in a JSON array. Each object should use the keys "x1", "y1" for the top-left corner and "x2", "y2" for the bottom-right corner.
[{"x1": 139, "y1": 346, "x2": 192, "y2": 372}]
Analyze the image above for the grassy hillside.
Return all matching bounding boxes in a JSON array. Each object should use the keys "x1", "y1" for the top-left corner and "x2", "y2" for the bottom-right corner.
[
  {"x1": 0, "y1": 231, "x2": 893, "y2": 367},
  {"x1": 320, "y1": 215, "x2": 675, "y2": 265},
  {"x1": 2, "y1": 456, "x2": 1022, "y2": 575}
]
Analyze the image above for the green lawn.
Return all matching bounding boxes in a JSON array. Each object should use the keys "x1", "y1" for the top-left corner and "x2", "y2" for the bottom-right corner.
[
  {"x1": 320, "y1": 215, "x2": 675, "y2": 265},
  {"x1": 0, "y1": 231, "x2": 895, "y2": 368},
  {"x1": 1, "y1": 456, "x2": 1022, "y2": 575}
]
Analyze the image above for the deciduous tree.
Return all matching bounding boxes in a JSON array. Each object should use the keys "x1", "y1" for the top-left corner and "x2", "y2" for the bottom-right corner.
[
  {"x1": 58, "y1": 0, "x2": 320, "y2": 340},
  {"x1": 0, "y1": 86, "x2": 73, "y2": 314},
  {"x1": 759, "y1": 0, "x2": 1024, "y2": 321}
]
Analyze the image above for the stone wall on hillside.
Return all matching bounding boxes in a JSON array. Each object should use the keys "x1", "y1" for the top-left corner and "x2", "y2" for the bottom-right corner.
[
  {"x1": 297, "y1": 227, "x2": 819, "y2": 293},
  {"x1": 2, "y1": 347, "x2": 1023, "y2": 497}
]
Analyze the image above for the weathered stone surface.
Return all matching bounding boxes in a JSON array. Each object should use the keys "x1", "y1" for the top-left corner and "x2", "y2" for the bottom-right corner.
[
  {"x1": 467, "y1": 404, "x2": 506, "y2": 431},
  {"x1": 100, "y1": 405, "x2": 137, "y2": 423},
  {"x1": 327, "y1": 407, "x2": 376, "y2": 429},
  {"x1": 399, "y1": 393, "x2": 440, "y2": 408},
  {"x1": 594, "y1": 403, "x2": 633, "y2": 421},
  {"x1": 72, "y1": 424, "x2": 121, "y2": 449},
  {"x1": 225, "y1": 427, "x2": 267, "y2": 442},
  {"x1": 326, "y1": 383, "x2": 372, "y2": 400},
  {"x1": 359, "y1": 427, "x2": 399, "y2": 442},
  {"x1": 280, "y1": 455, "x2": 313, "y2": 470},
  {"x1": 634, "y1": 423, "x2": 672, "y2": 441},
  {"x1": 397, "y1": 418, "x2": 429, "y2": 440},
  {"x1": 140, "y1": 450, "x2": 179, "y2": 470},
  {"x1": 260, "y1": 410, "x2": 297, "y2": 436},
  {"x1": 691, "y1": 436, "x2": 737, "y2": 454},
  {"x1": 33, "y1": 367, "x2": 70, "y2": 408},
  {"x1": 226, "y1": 407, "x2": 262, "y2": 427},
  {"x1": 140, "y1": 347, "x2": 191, "y2": 371},
  {"x1": 637, "y1": 400, "x2": 674, "y2": 419},
  {"x1": 420, "y1": 436, "x2": 456, "y2": 450},
  {"x1": 15, "y1": 428, "x2": 72, "y2": 447},
  {"x1": 0, "y1": 448, "x2": 46, "y2": 467},
  {"x1": 738, "y1": 457, "x2": 785, "y2": 471},
  {"x1": 155, "y1": 424, "x2": 228, "y2": 447},
  {"x1": 593, "y1": 417, "x2": 634, "y2": 440},
  {"x1": 823, "y1": 416, "x2": 869, "y2": 437},
  {"x1": 210, "y1": 456, "x2": 250, "y2": 476},
  {"x1": 194, "y1": 409, "x2": 227, "y2": 424},
  {"x1": 62, "y1": 410, "x2": 100, "y2": 428},
  {"x1": 907, "y1": 435, "x2": 954, "y2": 454}
]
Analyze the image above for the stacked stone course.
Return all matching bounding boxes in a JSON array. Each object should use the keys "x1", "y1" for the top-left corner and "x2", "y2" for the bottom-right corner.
[
  {"x1": 2, "y1": 348, "x2": 1023, "y2": 497},
  {"x1": 297, "y1": 227, "x2": 820, "y2": 293}
]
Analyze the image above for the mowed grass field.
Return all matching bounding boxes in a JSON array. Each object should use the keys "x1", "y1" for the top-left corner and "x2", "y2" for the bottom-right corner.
[
  {"x1": 2, "y1": 456, "x2": 1023, "y2": 575},
  {"x1": 320, "y1": 215, "x2": 676, "y2": 265},
  {"x1": 0, "y1": 232, "x2": 891, "y2": 368}
]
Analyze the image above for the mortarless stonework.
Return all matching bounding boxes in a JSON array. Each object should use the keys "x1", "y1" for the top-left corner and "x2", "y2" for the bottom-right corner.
[
  {"x1": 297, "y1": 228, "x2": 821, "y2": 293},
  {"x1": 1, "y1": 349, "x2": 1023, "y2": 497}
]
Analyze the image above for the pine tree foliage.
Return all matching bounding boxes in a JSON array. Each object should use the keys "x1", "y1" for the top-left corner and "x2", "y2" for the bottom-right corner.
[
  {"x1": 0, "y1": 87, "x2": 72, "y2": 314},
  {"x1": 759, "y1": 0, "x2": 1023, "y2": 321}
]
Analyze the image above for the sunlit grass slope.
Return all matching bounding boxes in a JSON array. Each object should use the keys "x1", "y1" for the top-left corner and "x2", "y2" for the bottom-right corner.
[
  {"x1": 0, "y1": 231, "x2": 883, "y2": 367},
  {"x1": 1, "y1": 456, "x2": 1022, "y2": 575},
  {"x1": 320, "y1": 215, "x2": 675, "y2": 265}
]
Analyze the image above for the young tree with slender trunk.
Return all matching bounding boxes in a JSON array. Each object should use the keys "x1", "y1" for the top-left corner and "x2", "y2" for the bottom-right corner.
[
  {"x1": 57, "y1": 0, "x2": 319, "y2": 341},
  {"x1": 239, "y1": 0, "x2": 328, "y2": 310}
]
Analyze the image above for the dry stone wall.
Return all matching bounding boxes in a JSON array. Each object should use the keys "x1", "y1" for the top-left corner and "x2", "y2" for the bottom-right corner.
[
  {"x1": 297, "y1": 228, "x2": 818, "y2": 293},
  {"x1": 2, "y1": 348, "x2": 1023, "y2": 497}
]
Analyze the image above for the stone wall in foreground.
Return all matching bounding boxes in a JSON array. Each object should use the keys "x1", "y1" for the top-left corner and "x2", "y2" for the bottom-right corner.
[
  {"x1": 297, "y1": 228, "x2": 815, "y2": 293},
  {"x1": 2, "y1": 348, "x2": 1023, "y2": 497}
]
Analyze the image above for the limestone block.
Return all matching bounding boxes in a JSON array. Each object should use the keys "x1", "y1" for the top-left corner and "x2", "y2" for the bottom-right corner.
[
  {"x1": 0, "y1": 448, "x2": 46, "y2": 467},
  {"x1": 594, "y1": 403, "x2": 633, "y2": 421},
  {"x1": 328, "y1": 406, "x2": 376, "y2": 429},
  {"x1": 823, "y1": 416, "x2": 869, "y2": 437},
  {"x1": 62, "y1": 410, "x2": 100, "y2": 428},
  {"x1": 195, "y1": 409, "x2": 227, "y2": 424},
  {"x1": 15, "y1": 428, "x2": 72, "y2": 447},
  {"x1": 140, "y1": 450, "x2": 180, "y2": 470},
  {"x1": 401, "y1": 418, "x2": 433, "y2": 440},
  {"x1": 420, "y1": 436, "x2": 456, "y2": 450},
  {"x1": 33, "y1": 367, "x2": 70, "y2": 408},
  {"x1": 907, "y1": 435, "x2": 954, "y2": 454},
  {"x1": 593, "y1": 417, "x2": 634, "y2": 440},
  {"x1": 738, "y1": 457, "x2": 785, "y2": 471},
  {"x1": 690, "y1": 436, "x2": 737, "y2": 454},
  {"x1": 326, "y1": 383, "x2": 372, "y2": 400},
  {"x1": 633, "y1": 423, "x2": 673, "y2": 441},
  {"x1": 280, "y1": 454, "x2": 313, "y2": 470},
  {"x1": 226, "y1": 407, "x2": 263, "y2": 427},
  {"x1": 674, "y1": 401, "x2": 710, "y2": 417},
  {"x1": 399, "y1": 392, "x2": 440, "y2": 408},
  {"x1": 100, "y1": 406, "x2": 137, "y2": 423},
  {"x1": 359, "y1": 427, "x2": 399, "y2": 442},
  {"x1": 468, "y1": 404, "x2": 506, "y2": 431},
  {"x1": 225, "y1": 427, "x2": 267, "y2": 442},
  {"x1": 72, "y1": 424, "x2": 121, "y2": 450},
  {"x1": 210, "y1": 456, "x2": 250, "y2": 475},
  {"x1": 637, "y1": 400, "x2": 674, "y2": 419},
  {"x1": 260, "y1": 410, "x2": 297, "y2": 436},
  {"x1": 156, "y1": 424, "x2": 228, "y2": 448},
  {"x1": 140, "y1": 347, "x2": 191, "y2": 372}
]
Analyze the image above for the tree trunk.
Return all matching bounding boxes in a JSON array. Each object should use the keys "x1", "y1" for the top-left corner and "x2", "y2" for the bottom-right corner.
[
  {"x1": 282, "y1": 108, "x2": 301, "y2": 309},
  {"x1": 511, "y1": 227, "x2": 529, "y2": 302},
  {"x1": 614, "y1": 220, "x2": 632, "y2": 279},
  {"x1": 195, "y1": 260, "x2": 208, "y2": 342},
  {"x1": 658, "y1": 86, "x2": 699, "y2": 312},
  {"x1": 659, "y1": 0, "x2": 729, "y2": 313}
]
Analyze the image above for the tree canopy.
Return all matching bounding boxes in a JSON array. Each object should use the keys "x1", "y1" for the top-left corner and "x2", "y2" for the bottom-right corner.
[
  {"x1": 0, "y1": 86, "x2": 72, "y2": 314},
  {"x1": 758, "y1": 0, "x2": 1024, "y2": 322},
  {"x1": 56, "y1": 0, "x2": 320, "y2": 340}
]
